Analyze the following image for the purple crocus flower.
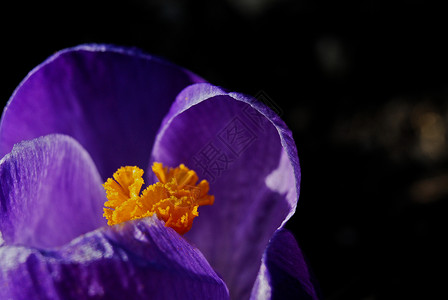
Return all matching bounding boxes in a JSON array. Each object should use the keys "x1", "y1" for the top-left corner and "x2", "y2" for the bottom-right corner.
[{"x1": 0, "y1": 45, "x2": 319, "y2": 300}]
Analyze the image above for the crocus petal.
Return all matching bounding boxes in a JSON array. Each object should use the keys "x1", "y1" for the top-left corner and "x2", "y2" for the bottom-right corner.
[
  {"x1": 250, "y1": 229, "x2": 319, "y2": 300},
  {"x1": 0, "y1": 134, "x2": 106, "y2": 248},
  {"x1": 0, "y1": 216, "x2": 229, "y2": 300},
  {"x1": 151, "y1": 83, "x2": 300, "y2": 299},
  {"x1": 0, "y1": 44, "x2": 205, "y2": 180}
]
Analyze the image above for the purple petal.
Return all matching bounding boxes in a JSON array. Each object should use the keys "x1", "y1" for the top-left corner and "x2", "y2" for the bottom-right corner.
[
  {"x1": 0, "y1": 44, "x2": 205, "y2": 180},
  {"x1": 0, "y1": 134, "x2": 106, "y2": 248},
  {"x1": 0, "y1": 216, "x2": 229, "y2": 300},
  {"x1": 250, "y1": 229, "x2": 319, "y2": 300},
  {"x1": 150, "y1": 83, "x2": 300, "y2": 299}
]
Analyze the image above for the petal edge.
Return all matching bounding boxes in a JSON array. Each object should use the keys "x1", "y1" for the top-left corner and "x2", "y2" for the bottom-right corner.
[
  {"x1": 0, "y1": 134, "x2": 106, "y2": 248},
  {"x1": 0, "y1": 44, "x2": 205, "y2": 179},
  {"x1": 0, "y1": 216, "x2": 229, "y2": 300},
  {"x1": 151, "y1": 83, "x2": 301, "y2": 299}
]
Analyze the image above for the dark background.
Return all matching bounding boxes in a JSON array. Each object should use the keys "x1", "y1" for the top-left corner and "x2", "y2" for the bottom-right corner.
[{"x1": 2, "y1": 1, "x2": 447, "y2": 299}]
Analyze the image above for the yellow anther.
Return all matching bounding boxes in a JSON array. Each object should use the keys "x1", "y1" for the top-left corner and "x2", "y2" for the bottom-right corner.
[{"x1": 103, "y1": 163, "x2": 214, "y2": 235}]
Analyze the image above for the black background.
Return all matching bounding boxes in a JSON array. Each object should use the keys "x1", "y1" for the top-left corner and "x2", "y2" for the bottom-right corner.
[{"x1": 2, "y1": 1, "x2": 447, "y2": 299}]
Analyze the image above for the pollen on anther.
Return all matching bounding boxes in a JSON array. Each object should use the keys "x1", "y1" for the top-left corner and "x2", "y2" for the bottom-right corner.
[{"x1": 103, "y1": 163, "x2": 214, "y2": 235}]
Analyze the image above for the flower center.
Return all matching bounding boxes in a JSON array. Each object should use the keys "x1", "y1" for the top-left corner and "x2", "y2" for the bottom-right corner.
[{"x1": 103, "y1": 162, "x2": 214, "y2": 235}]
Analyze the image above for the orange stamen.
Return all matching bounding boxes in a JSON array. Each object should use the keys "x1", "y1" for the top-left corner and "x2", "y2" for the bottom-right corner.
[{"x1": 103, "y1": 163, "x2": 214, "y2": 235}]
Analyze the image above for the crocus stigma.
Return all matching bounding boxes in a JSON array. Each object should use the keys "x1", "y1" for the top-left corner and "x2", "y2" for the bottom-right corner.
[{"x1": 103, "y1": 163, "x2": 214, "y2": 235}]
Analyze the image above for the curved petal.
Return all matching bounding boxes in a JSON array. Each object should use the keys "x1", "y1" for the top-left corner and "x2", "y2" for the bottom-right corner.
[
  {"x1": 0, "y1": 134, "x2": 106, "y2": 249},
  {"x1": 0, "y1": 216, "x2": 229, "y2": 300},
  {"x1": 0, "y1": 44, "x2": 205, "y2": 179},
  {"x1": 150, "y1": 83, "x2": 300, "y2": 299},
  {"x1": 250, "y1": 229, "x2": 319, "y2": 300}
]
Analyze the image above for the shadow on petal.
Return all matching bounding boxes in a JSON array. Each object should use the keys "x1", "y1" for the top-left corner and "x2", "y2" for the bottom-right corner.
[
  {"x1": 0, "y1": 216, "x2": 229, "y2": 300},
  {"x1": 151, "y1": 83, "x2": 300, "y2": 299},
  {"x1": 0, "y1": 44, "x2": 205, "y2": 180},
  {"x1": 251, "y1": 228, "x2": 320, "y2": 300},
  {"x1": 0, "y1": 134, "x2": 106, "y2": 248}
]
